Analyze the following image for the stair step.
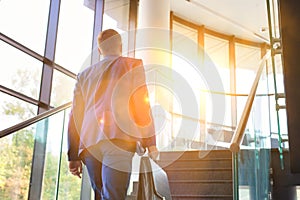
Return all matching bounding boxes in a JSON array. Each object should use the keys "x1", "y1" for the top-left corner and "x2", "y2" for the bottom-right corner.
[
  {"x1": 132, "y1": 150, "x2": 233, "y2": 199},
  {"x1": 158, "y1": 158, "x2": 232, "y2": 169},
  {"x1": 169, "y1": 180, "x2": 233, "y2": 196},
  {"x1": 171, "y1": 194, "x2": 233, "y2": 200},
  {"x1": 159, "y1": 150, "x2": 232, "y2": 161},
  {"x1": 127, "y1": 194, "x2": 233, "y2": 200},
  {"x1": 166, "y1": 168, "x2": 232, "y2": 181},
  {"x1": 125, "y1": 195, "x2": 136, "y2": 200}
]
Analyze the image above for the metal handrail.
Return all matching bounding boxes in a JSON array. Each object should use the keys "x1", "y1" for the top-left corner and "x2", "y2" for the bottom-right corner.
[
  {"x1": 0, "y1": 101, "x2": 72, "y2": 138},
  {"x1": 230, "y1": 51, "x2": 271, "y2": 153}
]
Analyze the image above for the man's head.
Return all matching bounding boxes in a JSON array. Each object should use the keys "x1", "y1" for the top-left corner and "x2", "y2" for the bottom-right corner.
[{"x1": 97, "y1": 29, "x2": 122, "y2": 56}]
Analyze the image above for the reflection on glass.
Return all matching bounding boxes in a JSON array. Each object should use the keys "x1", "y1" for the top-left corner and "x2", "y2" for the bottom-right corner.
[
  {"x1": 51, "y1": 70, "x2": 76, "y2": 107},
  {"x1": 55, "y1": 0, "x2": 94, "y2": 74},
  {"x1": 0, "y1": 0, "x2": 49, "y2": 54},
  {"x1": 0, "y1": 92, "x2": 37, "y2": 131},
  {"x1": 0, "y1": 41, "x2": 42, "y2": 100}
]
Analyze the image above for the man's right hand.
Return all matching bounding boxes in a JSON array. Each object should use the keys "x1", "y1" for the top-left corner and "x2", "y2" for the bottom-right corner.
[{"x1": 69, "y1": 160, "x2": 82, "y2": 178}]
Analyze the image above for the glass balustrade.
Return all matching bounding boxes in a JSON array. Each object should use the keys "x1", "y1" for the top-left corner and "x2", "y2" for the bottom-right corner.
[
  {"x1": 234, "y1": 55, "x2": 273, "y2": 200},
  {"x1": 0, "y1": 108, "x2": 82, "y2": 200}
]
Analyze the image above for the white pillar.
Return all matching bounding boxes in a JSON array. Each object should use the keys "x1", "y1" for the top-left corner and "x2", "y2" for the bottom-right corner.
[
  {"x1": 138, "y1": 0, "x2": 170, "y2": 28},
  {"x1": 136, "y1": 0, "x2": 172, "y2": 150},
  {"x1": 136, "y1": 0, "x2": 171, "y2": 66}
]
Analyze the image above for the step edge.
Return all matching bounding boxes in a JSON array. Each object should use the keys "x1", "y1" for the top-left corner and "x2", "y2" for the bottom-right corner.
[
  {"x1": 168, "y1": 180, "x2": 233, "y2": 183},
  {"x1": 163, "y1": 167, "x2": 232, "y2": 171},
  {"x1": 171, "y1": 194, "x2": 233, "y2": 197},
  {"x1": 158, "y1": 158, "x2": 232, "y2": 162}
]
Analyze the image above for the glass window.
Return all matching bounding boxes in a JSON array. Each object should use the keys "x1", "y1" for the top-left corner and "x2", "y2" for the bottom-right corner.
[
  {"x1": 0, "y1": 127, "x2": 35, "y2": 199},
  {"x1": 0, "y1": 0, "x2": 50, "y2": 54},
  {"x1": 172, "y1": 22, "x2": 201, "y2": 144},
  {"x1": 58, "y1": 108, "x2": 82, "y2": 199},
  {"x1": 103, "y1": 0, "x2": 129, "y2": 32},
  {"x1": 235, "y1": 43, "x2": 261, "y2": 93},
  {"x1": 204, "y1": 34, "x2": 230, "y2": 92},
  {"x1": 172, "y1": 21, "x2": 199, "y2": 114},
  {"x1": 0, "y1": 92, "x2": 37, "y2": 131},
  {"x1": 0, "y1": 41, "x2": 43, "y2": 100},
  {"x1": 55, "y1": 0, "x2": 94, "y2": 74},
  {"x1": 51, "y1": 70, "x2": 76, "y2": 107},
  {"x1": 173, "y1": 21, "x2": 198, "y2": 44},
  {"x1": 204, "y1": 34, "x2": 230, "y2": 127},
  {"x1": 103, "y1": 0, "x2": 130, "y2": 56},
  {"x1": 41, "y1": 109, "x2": 81, "y2": 199}
]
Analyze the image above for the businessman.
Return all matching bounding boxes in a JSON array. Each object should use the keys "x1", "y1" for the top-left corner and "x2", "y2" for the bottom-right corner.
[{"x1": 67, "y1": 29, "x2": 158, "y2": 200}]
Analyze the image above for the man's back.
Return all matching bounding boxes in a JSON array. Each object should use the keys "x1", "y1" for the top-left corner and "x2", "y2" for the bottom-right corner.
[{"x1": 73, "y1": 56, "x2": 153, "y2": 153}]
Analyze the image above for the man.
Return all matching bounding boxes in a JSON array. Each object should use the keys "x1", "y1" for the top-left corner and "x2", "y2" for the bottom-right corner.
[{"x1": 67, "y1": 29, "x2": 158, "y2": 200}]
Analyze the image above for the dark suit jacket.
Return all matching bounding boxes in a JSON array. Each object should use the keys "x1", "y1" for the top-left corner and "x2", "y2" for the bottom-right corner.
[{"x1": 67, "y1": 56, "x2": 156, "y2": 161}]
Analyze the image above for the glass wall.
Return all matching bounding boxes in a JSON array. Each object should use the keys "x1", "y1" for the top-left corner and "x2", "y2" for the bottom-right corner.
[
  {"x1": 204, "y1": 34, "x2": 230, "y2": 92},
  {"x1": 0, "y1": 0, "x2": 50, "y2": 54},
  {"x1": 0, "y1": 126, "x2": 35, "y2": 199},
  {"x1": 40, "y1": 108, "x2": 81, "y2": 200},
  {"x1": 235, "y1": 43, "x2": 262, "y2": 129},
  {"x1": 103, "y1": 0, "x2": 129, "y2": 32},
  {"x1": 55, "y1": 0, "x2": 94, "y2": 74},
  {"x1": 235, "y1": 43, "x2": 261, "y2": 94},
  {"x1": 103, "y1": 0, "x2": 130, "y2": 56},
  {"x1": 0, "y1": 0, "x2": 93, "y2": 199},
  {"x1": 204, "y1": 34, "x2": 231, "y2": 128},
  {"x1": 0, "y1": 41, "x2": 42, "y2": 100},
  {"x1": 171, "y1": 14, "x2": 272, "y2": 150},
  {"x1": 51, "y1": 70, "x2": 76, "y2": 107},
  {"x1": 0, "y1": 0, "x2": 289, "y2": 199},
  {"x1": 0, "y1": 0, "x2": 137, "y2": 198},
  {"x1": 171, "y1": 21, "x2": 201, "y2": 149},
  {"x1": 268, "y1": 54, "x2": 288, "y2": 147},
  {"x1": 237, "y1": 61, "x2": 272, "y2": 199},
  {"x1": 0, "y1": 93, "x2": 37, "y2": 131}
]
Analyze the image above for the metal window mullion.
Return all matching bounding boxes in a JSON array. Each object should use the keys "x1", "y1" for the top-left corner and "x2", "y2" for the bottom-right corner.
[
  {"x1": 0, "y1": 33, "x2": 44, "y2": 62},
  {"x1": 127, "y1": 0, "x2": 138, "y2": 57},
  {"x1": 0, "y1": 85, "x2": 40, "y2": 106},
  {"x1": 229, "y1": 36, "x2": 237, "y2": 128},
  {"x1": 28, "y1": 0, "x2": 61, "y2": 199},
  {"x1": 91, "y1": 0, "x2": 105, "y2": 64}
]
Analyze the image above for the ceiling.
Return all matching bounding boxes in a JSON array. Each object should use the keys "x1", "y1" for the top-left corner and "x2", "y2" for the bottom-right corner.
[
  {"x1": 171, "y1": 0, "x2": 270, "y2": 43},
  {"x1": 85, "y1": 0, "x2": 271, "y2": 44}
]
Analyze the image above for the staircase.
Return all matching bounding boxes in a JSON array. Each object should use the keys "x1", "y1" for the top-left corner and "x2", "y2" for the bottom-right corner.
[{"x1": 157, "y1": 150, "x2": 233, "y2": 200}]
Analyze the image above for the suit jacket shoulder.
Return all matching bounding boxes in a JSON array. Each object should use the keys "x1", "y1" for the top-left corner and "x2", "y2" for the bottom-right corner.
[{"x1": 117, "y1": 57, "x2": 143, "y2": 69}]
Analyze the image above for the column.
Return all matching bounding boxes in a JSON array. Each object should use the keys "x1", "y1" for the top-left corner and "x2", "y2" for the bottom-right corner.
[{"x1": 136, "y1": 0, "x2": 172, "y2": 150}]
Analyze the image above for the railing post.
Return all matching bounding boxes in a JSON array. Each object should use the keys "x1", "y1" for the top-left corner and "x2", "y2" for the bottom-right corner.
[{"x1": 232, "y1": 152, "x2": 239, "y2": 200}]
